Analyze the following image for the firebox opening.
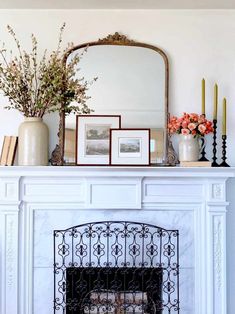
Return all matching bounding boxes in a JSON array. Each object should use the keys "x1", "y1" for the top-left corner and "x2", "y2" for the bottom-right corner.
[
  {"x1": 66, "y1": 267, "x2": 163, "y2": 314},
  {"x1": 54, "y1": 221, "x2": 179, "y2": 314}
]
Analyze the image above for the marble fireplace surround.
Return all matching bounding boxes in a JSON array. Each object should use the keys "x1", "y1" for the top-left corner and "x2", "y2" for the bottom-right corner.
[{"x1": 0, "y1": 166, "x2": 234, "y2": 314}]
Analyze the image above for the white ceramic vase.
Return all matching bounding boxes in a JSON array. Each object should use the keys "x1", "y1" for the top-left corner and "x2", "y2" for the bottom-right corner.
[
  {"x1": 18, "y1": 117, "x2": 49, "y2": 166},
  {"x1": 178, "y1": 134, "x2": 200, "y2": 162}
]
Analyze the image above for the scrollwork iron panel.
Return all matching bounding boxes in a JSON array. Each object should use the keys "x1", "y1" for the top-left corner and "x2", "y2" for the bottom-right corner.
[{"x1": 54, "y1": 221, "x2": 179, "y2": 314}]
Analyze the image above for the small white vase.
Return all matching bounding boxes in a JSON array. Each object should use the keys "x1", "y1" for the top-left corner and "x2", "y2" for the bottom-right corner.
[
  {"x1": 18, "y1": 117, "x2": 49, "y2": 166},
  {"x1": 178, "y1": 134, "x2": 200, "y2": 162}
]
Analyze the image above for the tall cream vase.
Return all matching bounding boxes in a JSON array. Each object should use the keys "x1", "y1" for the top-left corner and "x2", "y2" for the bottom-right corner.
[{"x1": 18, "y1": 117, "x2": 49, "y2": 166}]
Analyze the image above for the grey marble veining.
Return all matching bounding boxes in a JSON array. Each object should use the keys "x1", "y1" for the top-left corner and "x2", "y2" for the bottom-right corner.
[
  {"x1": 33, "y1": 208, "x2": 194, "y2": 313},
  {"x1": 34, "y1": 209, "x2": 194, "y2": 268}
]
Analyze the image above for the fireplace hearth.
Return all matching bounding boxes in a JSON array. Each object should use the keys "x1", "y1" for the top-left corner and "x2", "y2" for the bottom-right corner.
[{"x1": 54, "y1": 221, "x2": 179, "y2": 314}]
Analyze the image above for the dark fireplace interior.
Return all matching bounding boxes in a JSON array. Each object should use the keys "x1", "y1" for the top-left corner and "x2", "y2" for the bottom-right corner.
[
  {"x1": 54, "y1": 221, "x2": 179, "y2": 314},
  {"x1": 66, "y1": 267, "x2": 163, "y2": 314}
]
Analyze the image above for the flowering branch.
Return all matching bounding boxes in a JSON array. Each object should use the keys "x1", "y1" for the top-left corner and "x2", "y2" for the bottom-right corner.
[{"x1": 0, "y1": 24, "x2": 94, "y2": 118}]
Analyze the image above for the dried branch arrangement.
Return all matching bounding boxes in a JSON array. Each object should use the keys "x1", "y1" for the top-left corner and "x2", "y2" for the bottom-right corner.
[{"x1": 0, "y1": 23, "x2": 95, "y2": 118}]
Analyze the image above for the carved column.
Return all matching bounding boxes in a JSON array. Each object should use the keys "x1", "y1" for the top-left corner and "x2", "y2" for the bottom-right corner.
[
  {"x1": 206, "y1": 180, "x2": 228, "y2": 314},
  {"x1": 0, "y1": 177, "x2": 20, "y2": 314}
]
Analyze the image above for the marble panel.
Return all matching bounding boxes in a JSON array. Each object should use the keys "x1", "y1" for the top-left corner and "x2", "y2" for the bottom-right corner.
[{"x1": 34, "y1": 209, "x2": 194, "y2": 268}]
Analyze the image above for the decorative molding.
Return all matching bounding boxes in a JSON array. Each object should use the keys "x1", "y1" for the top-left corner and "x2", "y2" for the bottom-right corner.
[
  {"x1": 98, "y1": 32, "x2": 135, "y2": 44},
  {"x1": 6, "y1": 216, "x2": 14, "y2": 289},
  {"x1": 5, "y1": 183, "x2": 17, "y2": 199},
  {"x1": 212, "y1": 183, "x2": 223, "y2": 200},
  {"x1": 1, "y1": 212, "x2": 19, "y2": 314},
  {"x1": 214, "y1": 216, "x2": 222, "y2": 292},
  {"x1": 0, "y1": 178, "x2": 19, "y2": 202},
  {"x1": 87, "y1": 178, "x2": 142, "y2": 209}
]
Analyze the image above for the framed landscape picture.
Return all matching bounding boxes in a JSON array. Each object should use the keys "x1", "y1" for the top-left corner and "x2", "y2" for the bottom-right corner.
[
  {"x1": 76, "y1": 115, "x2": 121, "y2": 165},
  {"x1": 110, "y1": 129, "x2": 150, "y2": 166}
]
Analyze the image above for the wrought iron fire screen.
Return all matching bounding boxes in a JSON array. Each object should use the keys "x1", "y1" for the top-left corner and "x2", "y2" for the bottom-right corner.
[{"x1": 54, "y1": 221, "x2": 179, "y2": 314}]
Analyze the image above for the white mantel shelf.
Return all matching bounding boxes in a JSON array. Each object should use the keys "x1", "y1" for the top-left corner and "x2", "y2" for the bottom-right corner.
[
  {"x1": 0, "y1": 166, "x2": 234, "y2": 314},
  {"x1": 0, "y1": 165, "x2": 235, "y2": 177}
]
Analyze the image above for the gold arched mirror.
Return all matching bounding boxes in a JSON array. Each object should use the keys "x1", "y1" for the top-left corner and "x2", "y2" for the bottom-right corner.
[{"x1": 51, "y1": 33, "x2": 175, "y2": 166}]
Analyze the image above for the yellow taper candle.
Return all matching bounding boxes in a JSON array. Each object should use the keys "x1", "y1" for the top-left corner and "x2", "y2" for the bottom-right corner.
[
  {"x1": 222, "y1": 98, "x2": 227, "y2": 135},
  {"x1": 213, "y1": 84, "x2": 218, "y2": 119},
  {"x1": 202, "y1": 78, "x2": 205, "y2": 115}
]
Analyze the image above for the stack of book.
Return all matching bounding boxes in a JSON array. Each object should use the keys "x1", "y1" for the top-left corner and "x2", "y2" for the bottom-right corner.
[
  {"x1": 180, "y1": 161, "x2": 212, "y2": 167},
  {"x1": 0, "y1": 136, "x2": 18, "y2": 166}
]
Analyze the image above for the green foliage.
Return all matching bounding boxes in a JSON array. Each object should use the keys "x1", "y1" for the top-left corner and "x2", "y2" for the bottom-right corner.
[{"x1": 0, "y1": 23, "x2": 94, "y2": 117}]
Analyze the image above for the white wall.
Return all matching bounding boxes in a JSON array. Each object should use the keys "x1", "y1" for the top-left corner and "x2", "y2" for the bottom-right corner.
[{"x1": 0, "y1": 9, "x2": 234, "y2": 312}]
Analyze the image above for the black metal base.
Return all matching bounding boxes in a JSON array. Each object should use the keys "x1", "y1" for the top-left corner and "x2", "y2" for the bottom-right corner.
[
  {"x1": 199, "y1": 156, "x2": 209, "y2": 162},
  {"x1": 219, "y1": 135, "x2": 230, "y2": 167},
  {"x1": 220, "y1": 161, "x2": 230, "y2": 167},
  {"x1": 199, "y1": 136, "x2": 209, "y2": 161},
  {"x1": 212, "y1": 119, "x2": 219, "y2": 167}
]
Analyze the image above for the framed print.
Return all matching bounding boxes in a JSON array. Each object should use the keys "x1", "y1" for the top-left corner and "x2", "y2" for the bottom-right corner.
[
  {"x1": 150, "y1": 128, "x2": 165, "y2": 164},
  {"x1": 110, "y1": 129, "x2": 150, "y2": 166},
  {"x1": 76, "y1": 115, "x2": 121, "y2": 165}
]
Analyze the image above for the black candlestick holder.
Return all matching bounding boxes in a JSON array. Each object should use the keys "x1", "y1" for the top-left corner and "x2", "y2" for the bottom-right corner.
[
  {"x1": 220, "y1": 135, "x2": 230, "y2": 167},
  {"x1": 199, "y1": 136, "x2": 209, "y2": 161},
  {"x1": 198, "y1": 114, "x2": 209, "y2": 162},
  {"x1": 212, "y1": 119, "x2": 219, "y2": 167}
]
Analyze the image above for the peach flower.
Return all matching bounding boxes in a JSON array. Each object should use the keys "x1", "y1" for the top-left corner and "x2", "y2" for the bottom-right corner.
[
  {"x1": 198, "y1": 124, "x2": 206, "y2": 134},
  {"x1": 181, "y1": 128, "x2": 190, "y2": 135},
  {"x1": 188, "y1": 123, "x2": 197, "y2": 131},
  {"x1": 182, "y1": 120, "x2": 188, "y2": 128},
  {"x1": 190, "y1": 113, "x2": 199, "y2": 122}
]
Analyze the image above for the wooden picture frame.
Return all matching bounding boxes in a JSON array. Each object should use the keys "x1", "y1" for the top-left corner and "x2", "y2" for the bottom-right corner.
[
  {"x1": 76, "y1": 115, "x2": 121, "y2": 165},
  {"x1": 110, "y1": 128, "x2": 150, "y2": 166},
  {"x1": 0, "y1": 136, "x2": 18, "y2": 166}
]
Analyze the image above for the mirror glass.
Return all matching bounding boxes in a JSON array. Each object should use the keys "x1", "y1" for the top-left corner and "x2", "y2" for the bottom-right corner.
[{"x1": 64, "y1": 44, "x2": 167, "y2": 165}]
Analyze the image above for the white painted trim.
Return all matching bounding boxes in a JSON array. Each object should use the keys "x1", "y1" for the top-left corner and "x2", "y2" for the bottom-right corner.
[
  {"x1": 0, "y1": 206, "x2": 20, "y2": 314},
  {"x1": 0, "y1": 167, "x2": 232, "y2": 314}
]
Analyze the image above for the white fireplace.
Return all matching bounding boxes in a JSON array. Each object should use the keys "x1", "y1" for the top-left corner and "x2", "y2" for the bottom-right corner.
[{"x1": 0, "y1": 166, "x2": 233, "y2": 314}]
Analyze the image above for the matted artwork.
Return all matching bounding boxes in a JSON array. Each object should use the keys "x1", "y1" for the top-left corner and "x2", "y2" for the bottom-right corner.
[
  {"x1": 110, "y1": 129, "x2": 150, "y2": 166},
  {"x1": 76, "y1": 115, "x2": 121, "y2": 165}
]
